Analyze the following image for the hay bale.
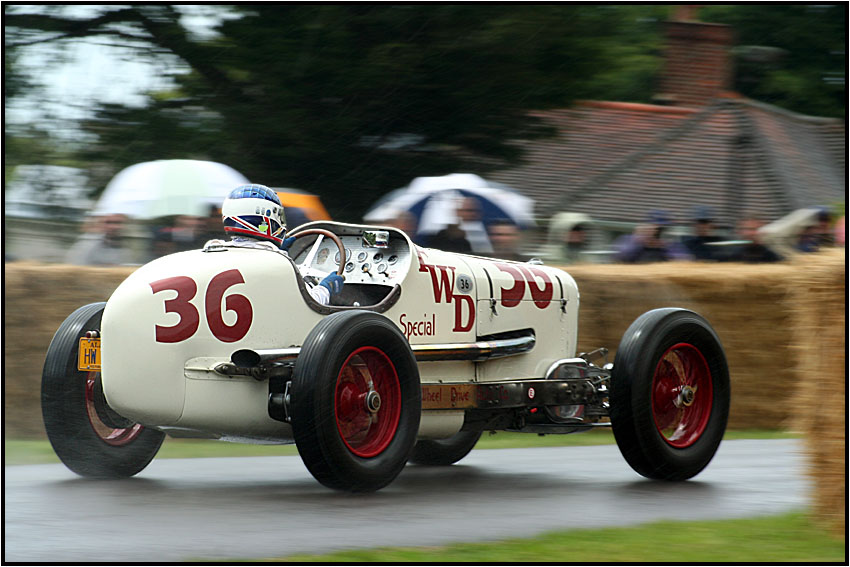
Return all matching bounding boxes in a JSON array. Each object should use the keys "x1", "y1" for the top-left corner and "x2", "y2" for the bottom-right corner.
[
  {"x1": 3, "y1": 262, "x2": 135, "y2": 438},
  {"x1": 786, "y1": 249, "x2": 845, "y2": 538},
  {"x1": 2, "y1": 254, "x2": 842, "y2": 438},
  {"x1": 564, "y1": 260, "x2": 798, "y2": 429}
]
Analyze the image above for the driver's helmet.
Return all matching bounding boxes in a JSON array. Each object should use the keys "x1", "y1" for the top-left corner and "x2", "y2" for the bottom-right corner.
[{"x1": 222, "y1": 184, "x2": 286, "y2": 245}]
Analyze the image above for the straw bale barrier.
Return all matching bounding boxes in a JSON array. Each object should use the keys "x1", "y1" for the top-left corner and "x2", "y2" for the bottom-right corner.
[
  {"x1": 786, "y1": 250, "x2": 845, "y2": 537},
  {"x1": 4, "y1": 262, "x2": 136, "y2": 439},
  {"x1": 563, "y1": 259, "x2": 800, "y2": 430},
  {"x1": 5, "y1": 253, "x2": 841, "y2": 438}
]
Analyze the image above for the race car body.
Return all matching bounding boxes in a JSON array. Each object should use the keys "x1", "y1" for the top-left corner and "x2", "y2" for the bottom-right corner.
[{"x1": 43, "y1": 221, "x2": 729, "y2": 492}]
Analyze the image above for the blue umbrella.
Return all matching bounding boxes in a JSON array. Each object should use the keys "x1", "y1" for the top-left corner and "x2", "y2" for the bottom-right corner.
[{"x1": 363, "y1": 174, "x2": 535, "y2": 238}]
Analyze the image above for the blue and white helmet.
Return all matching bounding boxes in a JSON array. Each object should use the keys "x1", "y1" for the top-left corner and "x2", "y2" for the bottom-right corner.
[{"x1": 222, "y1": 184, "x2": 286, "y2": 245}]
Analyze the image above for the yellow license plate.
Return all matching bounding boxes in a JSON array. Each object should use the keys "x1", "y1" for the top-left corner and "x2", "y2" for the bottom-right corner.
[{"x1": 78, "y1": 338, "x2": 101, "y2": 371}]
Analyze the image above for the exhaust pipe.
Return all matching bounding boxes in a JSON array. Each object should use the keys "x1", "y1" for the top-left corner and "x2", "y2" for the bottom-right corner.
[{"x1": 231, "y1": 347, "x2": 299, "y2": 369}]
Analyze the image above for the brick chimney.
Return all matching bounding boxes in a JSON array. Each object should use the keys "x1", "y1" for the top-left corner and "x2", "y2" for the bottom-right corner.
[{"x1": 655, "y1": 5, "x2": 735, "y2": 107}]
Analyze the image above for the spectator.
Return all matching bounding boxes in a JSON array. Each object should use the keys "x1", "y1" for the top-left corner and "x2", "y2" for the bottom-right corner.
[
  {"x1": 65, "y1": 213, "x2": 137, "y2": 266},
  {"x1": 170, "y1": 215, "x2": 208, "y2": 252},
  {"x1": 682, "y1": 206, "x2": 724, "y2": 261},
  {"x1": 150, "y1": 222, "x2": 177, "y2": 259},
  {"x1": 796, "y1": 225, "x2": 821, "y2": 253},
  {"x1": 377, "y1": 210, "x2": 418, "y2": 238},
  {"x1": 487, "y1": 219, "x2": 525, "y2": 261},
  {"x1": 541, "y1": 212, "x2": 593, "y2": 264},
  {"x1": 456, "y1": 197, "x2": 493, "y2": 255},
  {"x1": 202, "y1": 204, "x2": 225, "y2": 242},
  {"x1": 150, "y1": 214, "x2": 210, "y2": 259},
  {"x1": 721, "y1": 217, "x2": 783, "y2": 263},
  {"x1": 795, "y1": 208, "x2": 833, "y2": 253},
  {"x1": 424, "y1": 223, "x2": 472, "y2": 254},
  {"x1": 614, "y1": 210, "x2": 691, "y2": 263},
  {"x1": 760, "y1": 207, "x2": 835, "y2": 257}
]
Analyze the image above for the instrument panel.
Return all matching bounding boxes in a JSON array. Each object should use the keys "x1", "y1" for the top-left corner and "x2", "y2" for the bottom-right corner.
[{"x1": 291, "y1": 228, "x2": 412, "y2": 286}]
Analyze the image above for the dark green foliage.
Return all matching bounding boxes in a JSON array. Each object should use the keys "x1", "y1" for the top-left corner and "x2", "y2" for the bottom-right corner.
[
  {"x1": 4, "y1": 5, "x2": 660, "y2": 219},
  {"x1": 4, "y1": 5, "x2": 844, "y2": 221},
  {"x1": 701, "y1": 4, "x2": 846, "y2": 119},
  {"x1": 81, "y1": 6, "x2": 630, "y2": 220}
]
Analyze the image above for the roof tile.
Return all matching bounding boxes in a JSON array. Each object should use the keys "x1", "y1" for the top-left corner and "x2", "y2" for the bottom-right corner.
[{"x1": 491, "y1": 98, "x2": 844, "y2": 228}]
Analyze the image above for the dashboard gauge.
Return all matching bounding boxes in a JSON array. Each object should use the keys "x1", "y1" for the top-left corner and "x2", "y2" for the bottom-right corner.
[
  {"x1": 316, "y1": 248, "x2": 330, "y2": 264},
  {"x1": 361, "y1": 262, "x2": 371, "y2": 273},
  {"x1": 345, "y1": 262, "x2": 355, "y2": 273},
  {"x1": 356, "y1": 251, "x2": 368, "y2": 263},
  {"x1": 373, "y1": 252, "x2": 384, "y2": 262},
  {"x1": 335, "y1": 248, "x2": 352, "y2": 264},
  {"x1": 388, "y1": 254, "x2": 399, "y2": 265},
  {"x1": 377, "y1": 263, "x2": 388, "y2": 274}
]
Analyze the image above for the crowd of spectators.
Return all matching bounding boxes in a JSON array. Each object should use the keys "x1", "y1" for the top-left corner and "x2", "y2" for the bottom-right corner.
[
  {"x1": 412, "y1": 201, "x2": 844, "y2": 265},
  {"x1": 63, "y1": 213, "x2": 137, "y2": 266},
  {"x1": 417, "y1": 197, "x2": 524, "y2": 260},
  {"x1": 606, "y1": 206, "x2": 842, "y2": 265},
  {"x1": 61, "y1": 205, "x2": 224, "y2": 266},
  {"x1": 57, "y1": 195, "x2": 844, "y2": 268}
]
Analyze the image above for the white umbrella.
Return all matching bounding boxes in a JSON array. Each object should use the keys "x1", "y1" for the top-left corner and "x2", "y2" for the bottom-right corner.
[
  {"x1": 92, "y1": 159, "x2": 250, "y2": 219},
  {"x1": 363, "y1": 173, "x2": 535, "y2": 235}
]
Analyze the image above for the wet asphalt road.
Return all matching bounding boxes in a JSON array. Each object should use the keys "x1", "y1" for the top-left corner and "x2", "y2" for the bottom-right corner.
[{"x1": 4, "y1": 439, "x2": 808, "y2": 562}]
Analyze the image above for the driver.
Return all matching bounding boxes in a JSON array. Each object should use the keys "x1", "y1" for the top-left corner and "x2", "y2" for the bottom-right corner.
[{"x1": 218, "y1": 184, "x2": 344, "y2": 305}]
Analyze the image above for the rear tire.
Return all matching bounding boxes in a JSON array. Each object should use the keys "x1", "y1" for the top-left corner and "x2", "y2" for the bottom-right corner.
[
  {"x1": 609, "y1": 308, "x2": 729, "y2": 481},
  {"x1": 409, "y1": 430, "x2": 482, "y2": 466},
  {"x1": 41, "y1": 302, "x2": 165, "y2": 478},
  {"x1": 291, "y1": 311, "x2": 421, "y2": 491}
]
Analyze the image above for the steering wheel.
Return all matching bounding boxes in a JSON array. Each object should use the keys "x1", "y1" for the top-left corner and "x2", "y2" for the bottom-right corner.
[{"x1": 287, "y1": 228, "x2": 346, "y2": 277}]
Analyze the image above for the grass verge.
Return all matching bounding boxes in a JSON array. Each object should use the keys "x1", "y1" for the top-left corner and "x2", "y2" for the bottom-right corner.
[
  {"x1": 257, "y1": 512, "x2": 845, "y2": 563},
  {"x1": 3, "y1": 429, "x2": 798, "y2": 466}
]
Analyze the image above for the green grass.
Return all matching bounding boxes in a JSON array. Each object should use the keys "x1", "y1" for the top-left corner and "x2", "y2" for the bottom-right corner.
[
  {"x1": 4, "y1": 429, "x2": 797, "y2": 466},
  {"x1": 267, "y1": 512, "x2": 844, "y2": 563}
]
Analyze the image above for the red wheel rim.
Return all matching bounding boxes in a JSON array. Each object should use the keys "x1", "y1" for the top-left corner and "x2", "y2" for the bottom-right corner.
[
  {"x1": 335, "y1": 347, "x2": 401, "y2": 458},
  {"x1": 85, "y1": 373, "x2": 143, "y2": 446},
  {"x1": 651, "y1": 343, "x2": 713, "y2": 448}
]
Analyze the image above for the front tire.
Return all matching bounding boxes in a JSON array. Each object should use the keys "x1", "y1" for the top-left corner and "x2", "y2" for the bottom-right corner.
[
  {"x1": 291, "y1": 311, "x2": 421, "y2": 491},
  {"x1": 41, "y1": 302, "x2": 165, "y2": 478},
  {"x1": 409, "y1": 430, "x2": 482, "y2": 466},
  {"x1": 609, "y1": 308, "x2": 730, "y2": 481}
]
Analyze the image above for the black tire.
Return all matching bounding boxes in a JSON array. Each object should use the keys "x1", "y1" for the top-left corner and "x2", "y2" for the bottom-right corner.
[
  {"x1": 409, "y1": 430, "x2": 482, "y2": 466},
  {"x1": 609, "y1": 308, "x2": 730, "y2": 481},
  {"x1": 291, "y1": 310, "x2": 421, "y2": 492},
  {"x1": 41, "y1": 302, "x2": 165, "y2": 478}
]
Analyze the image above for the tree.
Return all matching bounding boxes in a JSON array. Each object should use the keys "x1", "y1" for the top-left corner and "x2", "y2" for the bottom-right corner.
[
  {"x1": 701, "y1": 4, "x2": 846, "y2": 118},
  {"x1": 4, "y1": 5, "x2": 633, "y2": 220},
  {"x1": 5, "y1": 5, "x2": 844, "y2": 220}
]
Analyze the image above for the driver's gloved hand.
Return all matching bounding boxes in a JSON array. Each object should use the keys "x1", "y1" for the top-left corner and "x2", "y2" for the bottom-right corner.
[
  {"x1": 319, "y1": 273, "x2": 344, "y2": 296},
  {"x1": 280, "y1": 236, "x2": 296, "y2": 252}
]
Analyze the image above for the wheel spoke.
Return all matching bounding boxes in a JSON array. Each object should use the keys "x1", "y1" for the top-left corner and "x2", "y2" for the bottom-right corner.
[
  {"x1": 335, "y1": 347, "x2": 401, "y2": 458},
  {"x1": 652, "y1": 343, "x2": 713, "y2": 448},
  {"x1": 652, "y1": 371, "x2": 679, "y2": 431},
  {"x1": 665, "y1": 350, "x2": 687, "y2": 385}
]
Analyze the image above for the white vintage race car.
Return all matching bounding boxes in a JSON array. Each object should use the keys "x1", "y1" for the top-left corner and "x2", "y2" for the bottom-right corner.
[{"x1": 42, "y1": 221, "x2": 730, "y2": 492}]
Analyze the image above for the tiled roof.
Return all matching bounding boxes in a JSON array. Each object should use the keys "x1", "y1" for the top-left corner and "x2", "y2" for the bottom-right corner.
[{"x1": 490, "y1": 98, "x2": 845, "y2": 227}]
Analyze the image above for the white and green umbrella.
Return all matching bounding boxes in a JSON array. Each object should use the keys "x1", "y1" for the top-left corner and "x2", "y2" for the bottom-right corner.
[{"x1": 93, "y1": 159, "x2": 250, "y2": 219}]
